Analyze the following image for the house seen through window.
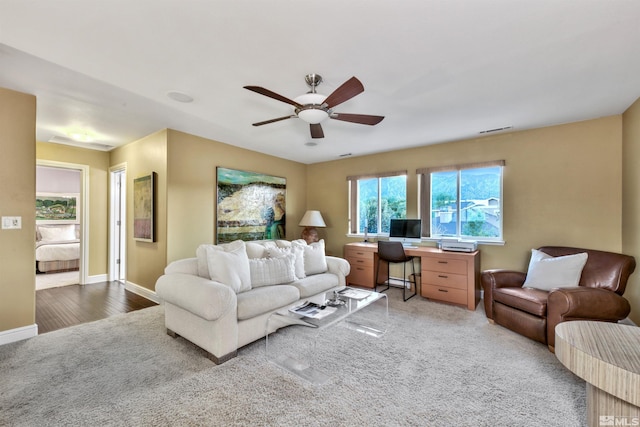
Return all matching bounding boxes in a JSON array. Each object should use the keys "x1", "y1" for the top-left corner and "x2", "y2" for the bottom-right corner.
[{"x1": 421, "y1": 161, "x2": 504, "y2": 241}]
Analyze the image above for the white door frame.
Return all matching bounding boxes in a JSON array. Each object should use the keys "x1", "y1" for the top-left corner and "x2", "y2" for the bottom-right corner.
[
  {"x1": 36, "y1": 160, "x2": 89, "y2": 285},
  {"x1": 109, "y1": 163, "x2": 126, "y2": 282}
]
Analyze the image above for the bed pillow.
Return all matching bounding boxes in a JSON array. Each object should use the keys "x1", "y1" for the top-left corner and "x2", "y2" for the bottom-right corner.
[
  {"x1": 249, "y1": 253, "x2": 296, "y2": 287},
  {"x1": 523, "y1": 249, "x2": 588, "y2": 291},
  {"x1": 38, "y1": 224, "x2": 77, "y2": 242}
]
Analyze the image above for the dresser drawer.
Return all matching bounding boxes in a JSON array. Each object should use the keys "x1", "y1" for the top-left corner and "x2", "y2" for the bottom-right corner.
[
  {"x1": 421, "y1": 284, "x2": 467, "y2": 305},
  {"x1": 422, "y1": 257, "x2": 467, "y2": 275},
  {"x1": 422, "y1": 270, "x2": 467, "y2": 290}
]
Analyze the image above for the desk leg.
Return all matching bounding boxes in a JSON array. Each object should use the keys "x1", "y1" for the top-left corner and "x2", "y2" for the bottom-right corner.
[{"x1": 587, "y1": 384, "x2": 640, "y2": 427}]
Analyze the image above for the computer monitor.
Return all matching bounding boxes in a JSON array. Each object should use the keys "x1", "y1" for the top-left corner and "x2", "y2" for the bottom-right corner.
[{"x1": 388, "y1": 219, "x2": 422, "y2": 245}]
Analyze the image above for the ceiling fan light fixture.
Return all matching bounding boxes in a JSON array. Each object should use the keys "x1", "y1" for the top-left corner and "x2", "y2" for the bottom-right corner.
[{"x1": 298, "y1": 108, "x2": 328, "y2": 124}]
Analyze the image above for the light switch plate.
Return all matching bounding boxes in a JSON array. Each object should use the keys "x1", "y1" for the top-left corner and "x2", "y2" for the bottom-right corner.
[{"x1": 2, "y1": 216, "x2": 22, "y2": 229}]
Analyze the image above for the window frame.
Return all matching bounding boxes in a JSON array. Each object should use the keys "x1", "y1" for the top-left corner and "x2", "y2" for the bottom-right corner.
[
  {"x1": 417, "y1": 160, "x2": 505, "y2": 244},
  {"x1": 347, "y1": 170, "x2": 408, "y2": 236}
]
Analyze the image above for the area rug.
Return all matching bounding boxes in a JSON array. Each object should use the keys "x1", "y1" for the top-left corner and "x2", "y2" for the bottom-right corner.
[
  {"x1": 35, "y1": 271, "x2": 79, "y2": 290},
  {"x1": 0, "y1": 289, "x2": 586, "y2": 426}
]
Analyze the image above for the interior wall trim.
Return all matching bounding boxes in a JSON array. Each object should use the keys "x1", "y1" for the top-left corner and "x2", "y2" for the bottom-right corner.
[{"x1": 0, "y1": 324, "x2": 38, "y2": 346}]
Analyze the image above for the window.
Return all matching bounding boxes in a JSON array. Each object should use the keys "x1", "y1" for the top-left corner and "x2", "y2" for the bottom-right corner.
[
  {"x1": 418, "y1": 161, "x2": 504, "y2": 242},
  {"x1": 348, "y1": 171, "x2": 407, "y2": 234}
]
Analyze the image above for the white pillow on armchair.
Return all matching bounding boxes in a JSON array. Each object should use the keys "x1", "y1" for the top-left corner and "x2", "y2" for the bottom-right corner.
[{"x1": 523, "y1": 249, "x2": 588, "y2": 291}]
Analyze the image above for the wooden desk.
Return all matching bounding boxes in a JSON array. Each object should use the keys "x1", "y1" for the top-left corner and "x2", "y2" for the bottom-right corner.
[
  {"x1": 555, "y1": 321, "x2": 640, "y2": 426},
  {"x1": 344, "y1": 242, "x2": 481, "y2": 310}
]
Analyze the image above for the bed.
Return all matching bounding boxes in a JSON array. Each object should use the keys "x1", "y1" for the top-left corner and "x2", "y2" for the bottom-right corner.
[{"x1": 35, "y1": 224, "x2": 80, "y2": 273}]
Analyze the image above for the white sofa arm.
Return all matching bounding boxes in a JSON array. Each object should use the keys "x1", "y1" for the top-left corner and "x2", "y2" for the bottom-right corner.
[
  {"x1": 326, "y1": 256, "x2": 350, "y2": 281},
  {"x1": 156, "y1": 273, "x2": 236, "y2": 321}
]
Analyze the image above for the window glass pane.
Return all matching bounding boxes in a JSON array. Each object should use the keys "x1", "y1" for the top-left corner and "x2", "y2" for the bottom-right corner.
[
  {"x1": 358, "y1": 178, "x2": 378, "y2": 233},
  {"x1": 380, "y1": 175, "x2": 407, "y2": 233},
  {"x1": 431, "y1": 171, "x2": 458, "y2": 236},
  {"x1": 460, "y1": 166, "x2": 501, "y2": 238}
]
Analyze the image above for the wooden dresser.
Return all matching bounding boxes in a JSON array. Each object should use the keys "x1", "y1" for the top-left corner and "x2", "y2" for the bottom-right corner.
[{"x1": 344, "y1": 242, "x2": 481, "y2": 310}]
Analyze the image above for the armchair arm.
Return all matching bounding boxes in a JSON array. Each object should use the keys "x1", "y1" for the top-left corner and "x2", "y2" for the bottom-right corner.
[
  {"x1": 155, "y1": 273, "x2": 237, "y2": 321},
  {"x1": 547, "y1": 287, "x2": 631, "y2": 348},
  {"x1": 481, "y1": 270, "x2": 527, "y2": 320}
]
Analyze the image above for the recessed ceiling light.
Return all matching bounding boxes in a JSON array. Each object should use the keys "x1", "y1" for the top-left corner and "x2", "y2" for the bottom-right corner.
[{"x1": 167, "y1": 91, "x2": 194, "y2": 103}]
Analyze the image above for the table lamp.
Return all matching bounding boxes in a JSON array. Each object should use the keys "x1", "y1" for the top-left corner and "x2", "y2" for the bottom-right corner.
[{"x1": 299, "y1": 210, "x2": 326, "y2": 244}]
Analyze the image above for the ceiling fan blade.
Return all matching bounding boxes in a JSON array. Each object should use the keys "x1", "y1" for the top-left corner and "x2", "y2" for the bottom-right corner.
[
  {"x1": 244, "y1": 86, "x2": 303, "y2": 108},
  {"x1": 310, "y1": 123, "x2": 324, "y2": 139},
  {"x1": 322, "y1": 77, "x2": 365, "y2": 109},
  {"x1": 331, "y1": 113, "x2": 385, "y2": 125},
  {"x1": 252, "y1": 115, "x2": 296, "y2": 126}
]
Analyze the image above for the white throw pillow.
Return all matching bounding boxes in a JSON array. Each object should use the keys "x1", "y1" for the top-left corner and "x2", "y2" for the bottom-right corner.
[
  {"x1": 249, "y1": 253, "x2": 296, "y2": 287},
  {"x1": 245, "y1": 242, "x2": 268, "y2": 259},
  {"x1": 267, "y1": 245, "x2": 306, "y2": 279},
  {"x1": 523, "y1": 249, "x2": 588, "y2": 291},
  {"x1": 301, "y1": 239, "x2": 328, "y2": 276},
  {"x1": 204, "y1": 240, "x2": 251, "y2": 293},
  {"x1": 38, "y1": 224, "x2": 76, "y2": 242}
]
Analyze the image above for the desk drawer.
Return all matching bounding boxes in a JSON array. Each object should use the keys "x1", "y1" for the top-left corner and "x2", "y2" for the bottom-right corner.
[
  {"x1": 347, "y1": 265, "x2": 374, "y2": 288},
  {"x1": 421, "y1": 284, "x2": 467, "y2": 305},
  {"x1": 422, "y1": 257, "x2": 467, "y2": 274},
  {"x1": 344, "y1": 247, "x2": 374, "y2": 261},
  {"x1": 422, "y1": 270, "x2": 467, "y2": 290}
]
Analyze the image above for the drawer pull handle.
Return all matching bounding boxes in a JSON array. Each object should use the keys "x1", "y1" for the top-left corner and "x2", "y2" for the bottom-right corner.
[
  {"x1": 357, "y1": 260, "x2": 364, "y2": 263},
  {"x1": 438, "y1": 261, "x2": 448, "y2": 264},
  {"x1": 438, "y1": 289, "x2": 449, "y2": 293},
  {"x1": 356, "y1": 252, "x2": 364, "y2": 255},
  {"x1": 438, "y1": 275, "x2": 448, "y2": 278},
  {"x1": 357, "y1": 267, "x2": 365, "y2": 271}
]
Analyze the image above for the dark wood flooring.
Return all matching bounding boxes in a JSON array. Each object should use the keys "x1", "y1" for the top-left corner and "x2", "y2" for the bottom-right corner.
[{"x1": 36, "y1": 281, "x2": 158, "y2": 334}]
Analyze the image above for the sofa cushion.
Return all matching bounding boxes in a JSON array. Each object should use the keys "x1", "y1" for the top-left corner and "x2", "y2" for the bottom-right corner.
[
  {"x1": 165, "y1": 257, "x2": 199, "y2": 276},
  {"x1": 267, "y1": 245, "x2": 306, "y2": 279},
  {"x1": 290, "y1": 272, "x2": 340, "y2": 299},
  {"x1": 236, "y1": 285, "x2": 300, "y2": 320},
  {"x1": 293, "y1": 239, "x2": 328, "y2": 276},
  {"x1": 523, "y1": 249, "x2": 587, "y2": 291},
  {"x1": 246, "y1": 242, "x2": 268, "y2": 259},
  {"x1": 204, "y1": 240, "x2": 251, "y2": 293},
  {"x1": 493, "y1": 287, "x2": 549, "y2": 317},
  {"x1": 249, "y1": 253, "x2": 296, "y2": 287}
]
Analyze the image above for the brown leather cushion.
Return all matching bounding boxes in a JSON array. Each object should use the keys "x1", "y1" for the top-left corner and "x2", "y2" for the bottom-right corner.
[{"x1": 493, "y1": 287, "x2": 548, "y2": 317}]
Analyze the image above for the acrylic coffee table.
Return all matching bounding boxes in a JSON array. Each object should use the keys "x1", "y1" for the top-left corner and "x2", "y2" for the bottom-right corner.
[{"x1": 265, "y1": 287, "x2": 388, "y2": 385}]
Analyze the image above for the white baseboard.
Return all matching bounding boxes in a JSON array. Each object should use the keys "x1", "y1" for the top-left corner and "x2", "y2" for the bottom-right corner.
[
  {"x1": 84, "y1": 274, "x2": 108, "y2": 284},
  {"x1": 124, "y1": 280, "x2": 160, "y2": 304},
  {"x1": 0, "y1": 324, "x2": 38, "y2": 346}
]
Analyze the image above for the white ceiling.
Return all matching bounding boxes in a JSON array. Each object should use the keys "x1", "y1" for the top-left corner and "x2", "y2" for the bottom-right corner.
[{"x1": 1, "y1": 0, "x2": 640, "y2": 164}]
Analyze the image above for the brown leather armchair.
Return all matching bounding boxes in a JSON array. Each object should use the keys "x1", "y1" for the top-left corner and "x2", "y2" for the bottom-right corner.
[{"x1": 481, "y1": 246, "x2": 635, "y2": 352}]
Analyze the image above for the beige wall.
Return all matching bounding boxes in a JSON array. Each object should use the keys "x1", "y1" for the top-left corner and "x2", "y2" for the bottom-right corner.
[
  {"x1": 623, "y1": 97, "x2": 640, "y2": 324},
  {"x1": 309, "y1": 116, "x2": 624, "y2": 273},
  {"x1": 110, "y1": 130, "x2": 168, "y2": 291},
  {"x1": 36, "y1": 142, "x2": 110, "y2": 276},
  {"x1": 0, "y1": 88, "x2": 36, "y2": 331},
  {"x1": 165, "y1": 130, "x2": 307, "y2": 262}
]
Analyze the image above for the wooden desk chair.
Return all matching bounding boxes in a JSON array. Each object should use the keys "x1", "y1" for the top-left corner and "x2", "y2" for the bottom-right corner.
[{"x1": 375, "y1": 241, "x2": 417, "y2": 301}]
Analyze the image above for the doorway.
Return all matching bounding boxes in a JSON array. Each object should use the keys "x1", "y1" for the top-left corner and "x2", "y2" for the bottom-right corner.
[
  {"x1": 109, "y1": 164, "x2": 126, "y2": 282},
  {"x1": 35, "y1": 160, "x2": 89, "y2": 289}
]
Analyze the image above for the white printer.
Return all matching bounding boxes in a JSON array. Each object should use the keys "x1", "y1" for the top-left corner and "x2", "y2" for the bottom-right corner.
[{"x1": 439, "y1": 238, "x2": 478, "y2": 252}]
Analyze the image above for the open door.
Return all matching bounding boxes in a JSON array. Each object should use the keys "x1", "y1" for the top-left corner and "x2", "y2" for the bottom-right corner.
[{"x1": 109, "y1": 165, "x2": 126, "y2": 282}]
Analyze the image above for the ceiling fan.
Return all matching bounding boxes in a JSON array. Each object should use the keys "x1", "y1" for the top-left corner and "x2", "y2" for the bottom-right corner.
[{"x1": 243, "y1": 74, "x2": 384, "y2": 139}]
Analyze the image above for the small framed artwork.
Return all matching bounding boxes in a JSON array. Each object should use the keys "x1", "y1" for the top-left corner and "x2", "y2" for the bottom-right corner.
[
  {"x1": 133, "y1": 172, "x2": 156, "y2": 242},
  {"x1": 36, "y1": 193, "x2": 80, "y2": 224}
]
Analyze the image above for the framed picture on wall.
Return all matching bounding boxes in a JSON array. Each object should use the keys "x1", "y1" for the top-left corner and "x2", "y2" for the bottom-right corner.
[
  {"x1": 216, "y1": 167, "x2": 286, "y2": 243},
  {"x1": 36, "y1": 193, "x2": 79, "y2": 224},
  {"x1": 133, "y1": 172, "x2": 156, "y2": 242}
]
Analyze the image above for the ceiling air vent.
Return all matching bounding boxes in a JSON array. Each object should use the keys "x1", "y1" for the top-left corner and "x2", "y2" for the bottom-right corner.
[
  {"x1": 48, "y1": 136, "x2": 114, "y2": 151},
  {"x1": 479, "y1": 126, "x2": 512, "y2": 134}
]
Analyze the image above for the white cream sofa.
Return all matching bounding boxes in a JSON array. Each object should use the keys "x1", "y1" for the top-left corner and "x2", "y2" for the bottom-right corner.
[{"x1": 156, "y1": 239, "x2": 350, "y2": 364}]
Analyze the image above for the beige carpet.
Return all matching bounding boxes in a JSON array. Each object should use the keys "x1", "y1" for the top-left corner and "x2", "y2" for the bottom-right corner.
[
  {"x1": 0, "y1": 288, "x2": 586, "y2": 426},
  {"x1": 35, "y1": 271, "x2": 79, "y2": 290}
]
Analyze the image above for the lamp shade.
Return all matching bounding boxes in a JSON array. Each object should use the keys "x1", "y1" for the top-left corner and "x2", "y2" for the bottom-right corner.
[{"x1": 299, "y1": 210, "x2": 326, "y2": 227}]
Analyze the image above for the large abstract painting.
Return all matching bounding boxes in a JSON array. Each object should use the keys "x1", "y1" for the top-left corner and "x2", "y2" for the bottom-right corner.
[
  {"x1": 133, "y1": 172, "x2": 156, "y2": 242},
  {"x1": 216, "y1": 167, "x2": 286, "y2": 243}
]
